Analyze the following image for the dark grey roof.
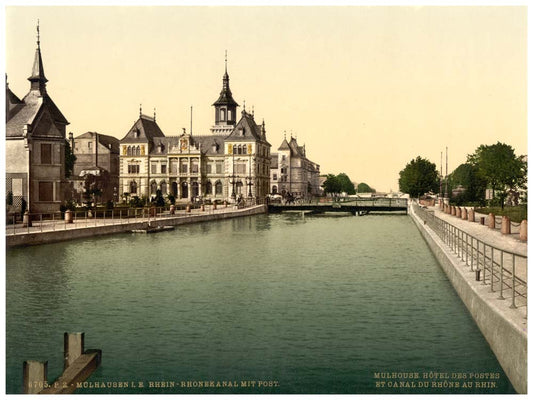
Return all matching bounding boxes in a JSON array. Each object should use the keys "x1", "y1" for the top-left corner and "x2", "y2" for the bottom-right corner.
[
  {"x1": 147, "y1": 135, "x2": 226, "y2": 156},
  {"x1": 225, "y1": 111, "x2": 270, "y2": 145},
  {"x1": 278, "y1": 138, "x2": 290, "y2": 151},
  {"x1": 6, "y1": 89, "x2": 69, "y2": 137},
  {"x1": 212, "y1": 71, "x2": 239, "y2": 107},
  {"x1": 121, "y1": 115, "x2": 165, "y2": 142}
]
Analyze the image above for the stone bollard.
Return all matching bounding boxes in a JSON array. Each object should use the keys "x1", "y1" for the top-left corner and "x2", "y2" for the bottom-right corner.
[
  {"x1": 488, "y1": 213, "x2": 495, "y2": 229},
  {"x1": 65, "y1": 210, "x2": 73, "y2": 223},
  {"x1": 213, "y1": 202, "x2": 217, "y2": 210},
  {"x1": 452, "y1": 206, "x2": 457, "y2": 216},
  {"x1": 461, "y1": 207, "x2": 468, "y2": 220},
  {"x1": 468, "y1": 209, "x2": 475, "y2": 222},
  {"x1": 23, "y1": 360, "x2": 47, "y2": 394},
  {"x1": 22, "y1": 211, "x2": 32, "y2": 227},
  {"x1": 186, "y1": 204, "x2": 191, "y2": 213},
  {"x1": 64, "y1": 332, "x2": 84, "y2": 370},
  {"x1": 519, "y1": 220, "x2": 527, "y2": 241},
  {"x1": 201, "y1": 204, "x2": 205, "y2": 212},
  {"x1": 170, "y1": 205, "x2": 175, "y2": 215},
  {"x1": 501, "y1": 216, "x2": 511, "y2": 235},
  {"x1": 224, "y1": 200, "x2": 228, "y2": 208}
]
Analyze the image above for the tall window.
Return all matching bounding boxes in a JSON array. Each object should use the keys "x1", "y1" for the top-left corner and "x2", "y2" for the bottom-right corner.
[
  {"x1": 221, "y1": 108, "x2": 226, "y2": 121},
  {"x1": 41, "y1": 144, "x2": 52, "y2": 164},
  {"x1": 206, "y1": 181, "x2": 212, "y2": 195},
  {"x1": 39, "y1": 182, "x2": 53, "y2": 201},
  {"x1": 216, "y1": 163, "x2": 223, "y2": 174},
  {"x1": 161, "y1": 164, "x2": 167, "y2": 174},
  {"x1": 130, "y1": 181, "x2": 138, "y2": 194},
  {"x1": 150, "y1": 181, "x2": 157, "y2": 194},
  {"x1": 191, "y1": 160, "x2": 198, "y2": 174},
  {"x1": 161, "y1": 181, "x2": 167, "y2": 195},
  {"x1": 151, "y1": 163, "x2": 157, "y2": 174},
  {"x1": 127, "y1": 146, "x2": 132, "y2": 156},
  {"x1": 215, "y1": 181, "x2": 222, "y2": 195}
]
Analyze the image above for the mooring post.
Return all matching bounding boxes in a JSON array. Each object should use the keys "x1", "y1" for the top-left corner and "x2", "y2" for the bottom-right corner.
[
  {"x1": 23, "y1": 360, "x2": 48, "y2": 394},
  {"x1": 64, "y1": 332, "x2": 84, "y2": 370}
]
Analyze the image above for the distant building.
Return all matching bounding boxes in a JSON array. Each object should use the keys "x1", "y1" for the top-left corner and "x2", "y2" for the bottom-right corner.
[
  {"x1": 6, "y1": 26, "x2": 69, "y2": 214},
  {"x1": 70, "y1": 131, "x2": 120, "y2": 204},
  {"x1": 270, "y1": 135, "x2": 320, "y2": 197},
  {"x1": 118, "y1": 61, "x2": 271, "y2": 202}
]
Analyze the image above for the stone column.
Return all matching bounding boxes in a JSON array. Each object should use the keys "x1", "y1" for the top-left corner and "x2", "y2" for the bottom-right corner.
[
  {"x1": 64, "y1": 332, "x2": 84, "y2": 370},
  {"x1": 488, "y1": 213, "x2": 495, "y2": 229},
  {"x1": 461, "y1": 207, "x2": 468, "y2": 220},
  {"x1": 501, "y1": 216, "x2": 511, "y2": 234},
  {"x1": 519, "y1": 220, "x2": 527, "y2": 241},
  {"x1": 468, "y1": 209, "x2": 475, "y2": 222}
]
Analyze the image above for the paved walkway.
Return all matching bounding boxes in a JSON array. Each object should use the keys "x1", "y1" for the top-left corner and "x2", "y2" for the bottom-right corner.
[
  {"x1": 6, "y1": 204, "x2": 259, "y2": 237},
  {"x1": 418, "y1": 202, "x2": 527, "y2": 294}
]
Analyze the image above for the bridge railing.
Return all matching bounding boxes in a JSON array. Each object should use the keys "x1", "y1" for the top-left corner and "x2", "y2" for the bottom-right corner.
[
  {"x1": 412, "y1": 203, "x2": 527, "y2": 309},
  {"x1": 277, "y1": 197, "x2": 408, "y2": 207}
]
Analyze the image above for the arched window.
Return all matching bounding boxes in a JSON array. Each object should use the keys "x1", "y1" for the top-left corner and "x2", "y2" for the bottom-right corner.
[
  {"x1": 228, "y1": 110, "x2": 232, "y2": 121},
  {"x1": 150, "y1": 180, "x2": 157, "y2": 195},
  {"x1": 233, "y1": 145, "x2": 237, "y2": 155},
  {"x1": 191, "y1": 181, "x2": 199, "y2": 198},
  {"x1": 181, "y1": 181, "x2": 188, "y2": 199},
  {"x1": 130, "y1": 180, "x2": 137, "y2": 194},
  {"x1": 221, "y1": 108, "x2": 226, "y2": 121},
  {"x1": 160, "y1": 181, "x2": 167, "y2": 195},
  {"x1": 135, "y1": 146, "x2": 140, "y2": 156},
  {"x1": 236, "y1": 181, "x2": 243, "y2": 194},
  {"x1": 237, "y1": 145, "x2": 242, "y2": 155},
  {"x1": 127, "y1": 146, "x2": 132, "y2": 156},
  {"x1": 272, "y1": 185, "x2": 278, "y2": 194},
  {"x1": 206, "y1": 181, "x2": 212, "y2": 195},
  {"x1": 171, "y1": 182, "x2": 178, "y2": 196},
  {"x1": 215, "y1": 180, "x2": 222, "y2": 195}
]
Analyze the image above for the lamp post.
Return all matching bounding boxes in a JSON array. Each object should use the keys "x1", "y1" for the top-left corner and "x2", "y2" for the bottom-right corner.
[
  {"x1": 229, "y1": 149, "x2": 236, "y2": 200},
  {"x1": 246, "y1": 155, "x2": 254, "y2": 198}
]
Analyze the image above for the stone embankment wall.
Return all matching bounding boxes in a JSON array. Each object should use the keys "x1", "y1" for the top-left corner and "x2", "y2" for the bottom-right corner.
[
  {"x1": 410, "y1": 206, "x2": 527, "y2": 394},
  {"x1": 7, "y1": 205, "x2": 267, "y2": 248}
]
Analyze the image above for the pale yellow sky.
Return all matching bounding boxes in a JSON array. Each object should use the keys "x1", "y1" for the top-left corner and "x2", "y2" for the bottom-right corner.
[{"x1": 5, "y1": 6, "x2": 527, "y2": 192}]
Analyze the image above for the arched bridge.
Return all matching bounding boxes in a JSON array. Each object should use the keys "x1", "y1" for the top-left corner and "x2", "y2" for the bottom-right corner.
[{"x1": 267, "y1": 197, "x2": 408, "y2": 215}]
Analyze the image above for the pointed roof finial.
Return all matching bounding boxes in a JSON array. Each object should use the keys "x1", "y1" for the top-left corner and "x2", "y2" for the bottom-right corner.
[
  {"x1": 153, "y1": 107, "x2": 156, "y2": 122},
  {"x1": 243, "y1": 100, "x2": 246, "y2": 111},
  {"x1": 284, "y1": 131, "x2": 286, "y2": 140},
  {"x1": 252, "y1": 105, "x2": 254, "y2": 117},
  {"x1": 37, "y1": 19, "x2": 40, "y2": 48},
  {"x1": 225, "y1": 50, "x2": 228, "y2": 74},
  {"x1": 139, "y1": 103, "x2": 142, "y2": 117}
]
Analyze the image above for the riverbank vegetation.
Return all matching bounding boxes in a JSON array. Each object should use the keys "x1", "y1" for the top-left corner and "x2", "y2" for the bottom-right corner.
[{"x1": 474, "y1": 205, "x2": 527, "y2": 223}]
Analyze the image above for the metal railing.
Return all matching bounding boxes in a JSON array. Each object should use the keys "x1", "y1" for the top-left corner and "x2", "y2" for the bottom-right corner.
[
  {"x1": 413, "y1": 203, "x2": 527, "y2": 309},
  {"x1": 6, "y1": 202, "x2": 260, "y2": 236}
]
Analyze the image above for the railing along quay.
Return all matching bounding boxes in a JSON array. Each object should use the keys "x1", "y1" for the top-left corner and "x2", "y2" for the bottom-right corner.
[
  {"x1": 6, "y1": 200, "x2": 259, "y2": 236},
  {"x1": 413, "y1": 203, "x2": 527, "y2": 309}
]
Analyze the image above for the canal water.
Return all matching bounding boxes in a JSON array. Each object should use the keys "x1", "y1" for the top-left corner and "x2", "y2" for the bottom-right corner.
[{"x1": 6, "y1": 213, "x2": 515, "y2": 394}]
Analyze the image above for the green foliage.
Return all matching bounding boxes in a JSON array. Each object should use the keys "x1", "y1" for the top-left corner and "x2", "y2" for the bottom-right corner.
[
  {"x1": 322, "y1": 173, "x2": 356, "y2": 195},
  {"x1": 322, "y1": 174, "x2": 342, "y2": 195},
  {"x1": 167, "y1": 193, "x2": 176, "y2": 205},
  {"x1": 467, "y1": 142, "x2": 526, "y2": 209},
  {"x1": 447, "y1": 163, "x2": 486, "y2": 205},
  {"x1": 398, "y1": 156, "x2": 439, "y2": 197},
  {"x1": 64, "y1": 139, "x2": 77, "y2": 178},
  {"x1": 152, "y1": 189, "x2": 166, "y2": 207},
  {"x1": 106, "y1": 200, "x2": 114, "y2": 210},
  {"x1": 6, "y1": 191, "x2": 13, "y2": 206},
  {"x1": 129, "y1": 196, "x2": 146, "y2": 208},
  {"x1": 357, "y1": 182, "x2": 375, "y2": 193},
  {"x1": 474, "y1": 205, "x2": 527, "y2": 223}
]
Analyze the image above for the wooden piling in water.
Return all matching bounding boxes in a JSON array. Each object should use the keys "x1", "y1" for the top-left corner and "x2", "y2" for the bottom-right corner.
[{"x1": 23, "y1": 332, "x2": 101, "y2": 394}]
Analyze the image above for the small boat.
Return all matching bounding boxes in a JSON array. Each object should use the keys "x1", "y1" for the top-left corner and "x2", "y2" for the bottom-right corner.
[{"x1": 131, "y1": 225, "x2": 175, "y2": 234}]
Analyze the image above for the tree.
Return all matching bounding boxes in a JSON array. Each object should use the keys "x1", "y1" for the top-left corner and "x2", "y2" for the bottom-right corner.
[
  {"x1": 398, "y1": 156, "x2": 439, "y2": 198},
  {"x1": 64, "y1": 140, "x2": 76, "y2": 178},
  {"x1": 336, "y1": 173, "x2": 356, "y2": 195},
  {"x1": 467, "y1": 142, "x2": 526, "y2": 209},
  {"x1": 322, "y1": 174, "x2": 341, "y2": 196},
  {"x1": 448, "y1": 163, "x2": 486, "y2": 205},
  {"x1": 357, "y1": 182, "x2": 375, "y2": 193}
]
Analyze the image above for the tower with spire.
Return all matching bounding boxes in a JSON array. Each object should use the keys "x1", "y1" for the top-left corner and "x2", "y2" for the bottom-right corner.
[
  {"x1": 6, "y1": 21, "x2": 69, "y2": 214},
  {"x1": 211, "y1": 51, "x2": 239, "y2": 135}
]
